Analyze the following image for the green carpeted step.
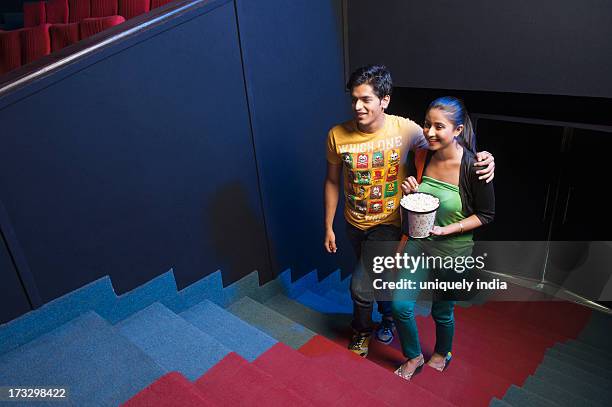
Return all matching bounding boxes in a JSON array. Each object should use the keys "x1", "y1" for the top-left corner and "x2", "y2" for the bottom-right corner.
[
  {"x1": 565, "y1": 338, "x2": 612, "y2": 360},
  {"x1": 577, "y1": 311, "x2": 612, "y2": 351},
  {"x1": 502, "y1": 385, "x2": 558, "y2": 407},
  {"x1": 263, "y1": 293, "x2": 352, "y2": 339},
  {"x1": 489, "y1": 398, "x2": 513, "y2": 407},
  {"x1": 522, "y1": 375, "x2": 605, "y2": 407},
  {"x1": 227, "y1": 296, "x2": 315, "y2": 349},
  {"x1": 534, "y1": 365, "x2": 610, "y2": 403},
  {"x1": 560, "y1": 339, "x2": 612, "y2": 365},
  {"x1": 546, "y1": 347, "x2": 612, "y2": 380},
  {"x1": 541, "y1": 353, "x2": 612, "y2": 389}
]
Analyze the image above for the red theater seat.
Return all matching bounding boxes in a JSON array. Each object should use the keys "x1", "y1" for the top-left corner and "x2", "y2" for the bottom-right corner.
[
  {"x1": 49, "y1": 23, "x2": 80, "y2": 52},
  {"x1": 119, "y1": 0, "x2": 150, "y2": 20},
  {"x1": 79, "y1": 16, "x2": 126, "y2": 40},
  {"x1": 0, "y1": 30, "x2": 22, "y2": 74},
  {"x1": 24, "y1": 1, "x2": 46, "y2": 28},
  {"x1": 151, "y1": 0, "x2": 174, "y2": 9},
  {"x1": 46, "y1": 0, "x2": 69, "y2": 24},
  {"x1": 20, "y1": 24, "x2": 51, "y2": 65},
  {"x1": 91, "y1": 0, "x2": 119, "y2": 18},
  {"x1": 68, "y1": 0, "x2": 91, "y2": 23}
]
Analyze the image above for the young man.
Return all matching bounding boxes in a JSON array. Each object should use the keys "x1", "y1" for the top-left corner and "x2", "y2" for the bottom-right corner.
[{"x1": 324, "y1": 65, "x2": 495, "y2": 357}]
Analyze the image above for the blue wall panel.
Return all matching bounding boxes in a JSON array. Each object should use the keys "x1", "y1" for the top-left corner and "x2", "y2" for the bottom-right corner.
[
  {"x1": 0, "y1": 0, "x2": 270, "y2": 303},
  {"x1": 235, "y1": 0, "x2": 354, "y2": 279}
]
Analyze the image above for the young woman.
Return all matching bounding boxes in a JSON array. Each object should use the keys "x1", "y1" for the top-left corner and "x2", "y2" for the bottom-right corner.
[{"x1": 393, "y1": 96, "x2": 495, "y2": 379}]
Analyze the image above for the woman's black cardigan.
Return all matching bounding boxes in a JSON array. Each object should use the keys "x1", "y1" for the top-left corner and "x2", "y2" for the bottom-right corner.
[{"x1": 406, "y1": 146, "x2": 495, "y2": 226}]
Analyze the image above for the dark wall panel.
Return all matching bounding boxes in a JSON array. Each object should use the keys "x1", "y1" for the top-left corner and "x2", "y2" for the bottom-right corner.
[
  {"x1": 348, "y1": 0, "x2": 612, "y2": 98},
  {"x1": 235, "y1": 0, "x2": 354, "y2": 278},
  {"x1": 0, "y1": 0, "x2": 270, "y2": 303},
  {"x1": 0, "y1": 232, "x2": 31, "y2": 323}
]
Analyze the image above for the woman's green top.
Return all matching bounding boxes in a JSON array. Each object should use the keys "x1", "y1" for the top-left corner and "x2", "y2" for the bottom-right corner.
[{"x1": 413, "y1": 176, "x2": 474, "y2": 257}]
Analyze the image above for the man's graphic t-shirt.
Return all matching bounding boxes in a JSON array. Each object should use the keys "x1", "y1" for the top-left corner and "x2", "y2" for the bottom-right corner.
[{"x1": 326, "y1": 114, "x2": 426, "y2": 230}]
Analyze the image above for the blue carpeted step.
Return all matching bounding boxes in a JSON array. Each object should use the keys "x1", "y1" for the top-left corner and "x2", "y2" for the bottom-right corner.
[
  {"x1": 541, "y1": 352, "x2": 612, "y2": 389},
  {"x1": 180, "y1": 299, "x2": 276, "y2": 361},
  {"x1": 534, "y1": 365, "x2": 610, "y2": 403},
  {"x1": 295, "y1": 289, "x2": 353, "y2": 314},
  {"x1": 116, "y1": 302, "x2": 231, "y2": 380},
  {"x1": 277, "y1": 269, "x2": 319, "y2": 298},
  {"x1": 227, "y1": 296, "x2": 315, "y2": 349},
  {"x1": 546, "y1": 347, "x2": 612, "y2": 380},
  {"x1": 522, "y1": 375, "x2": 605, "y2": 407},
  {"x1": 502, "y1": 385, "x2": 558, "y2": 407},
  {"x1": 263, "y1": 293, "x2": 352, "y2": 339},
  {"x1": 0, "y1": 312, "x2": 164, "y2": 405},
  {"x1": 310, "y1": 269, "x2": 342, "y2": 295}
]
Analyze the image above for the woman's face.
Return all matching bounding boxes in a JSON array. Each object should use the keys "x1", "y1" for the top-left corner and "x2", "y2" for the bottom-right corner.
[{"x1": 423, "y1": 108, "x2": 463, "y2": 150}]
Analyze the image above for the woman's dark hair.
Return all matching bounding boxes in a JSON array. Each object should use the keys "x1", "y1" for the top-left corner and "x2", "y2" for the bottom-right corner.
[
  {"x1": 427, "y1": 96, "x2": 476, "y2": 153},
  {"x1": 346, "y1": 65, "x2": 393, "y2": 100}
]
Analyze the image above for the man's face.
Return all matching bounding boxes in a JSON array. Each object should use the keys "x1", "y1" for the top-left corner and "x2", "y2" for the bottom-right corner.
[{"x1": 351, "y1": 84, "x2": 389, "y2": 129}]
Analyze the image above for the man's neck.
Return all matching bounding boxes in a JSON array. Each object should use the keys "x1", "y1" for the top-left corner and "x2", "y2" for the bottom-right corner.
[{"x1": 357, "y1": 113, "x2": 386, "y2": 134}]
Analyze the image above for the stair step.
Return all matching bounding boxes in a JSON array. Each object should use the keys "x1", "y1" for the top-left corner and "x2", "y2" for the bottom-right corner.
[
  {"x1": 195, "y1": 352, "x2": 309, "y2": 406},
  {"x1": 578, "y1": 311, "x2": 612, "y2": 350},
  {"x1": 0, "y1": 312, "x2": 164, "y2": 406},
  {"x1": 227, "y1": 296, "x2": 315, "y2": 349},
  {"x1": 565, "y1": 338, "x2": 612, "y2": 360},
  {"x1": 546, "y1": 347, "x2": 612, "y2": 380},
  {"x1": 503, "y1": 385, "x2": 558, "y2": 407},
  {"x1": 296, "y1": 290, "x2": 353, "y2": 314},
  {"x1": 116, "y1": 302, "x2": 230, "y2": 380},
  {"x1": 180, "y1": 300, "x2": 276, "y2": 361},
  {"x1": 523, "y1": 375, "x2": 605, "y2": 407},
  {"x1": 252, "y1": 342, "x2": 388, "y2": 406},
  {"x1": 263, "y1": 293, "x2": 353, "y2": 339},
  {"x1": 489, "y1": 398, "x2": 513, "y2": 407},
  {"x1": 299, "y1": 335, "x2": 456, "y2": 407},
  {"x1": 123, "y1": 372, "x2": 216, "y2": 407},
  {"x1": 540, "y1": 353, "x2": 612, "y2": 389},
  {"x1": 534, "y1": 365, "x2": 611, "y2": 403}
]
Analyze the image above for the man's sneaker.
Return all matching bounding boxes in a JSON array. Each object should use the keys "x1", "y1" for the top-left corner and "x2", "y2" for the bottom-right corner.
[
  {"x1": 348, "y1": 332, "x2": 371, "y2": 357},
  {"x1": 375, "y1": 319, "x2": 395, "y2": 344}
]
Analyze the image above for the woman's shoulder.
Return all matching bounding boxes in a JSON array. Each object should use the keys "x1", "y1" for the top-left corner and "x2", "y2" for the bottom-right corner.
[{"x1": 460, "y1": 146, "x2": 480, "y2": 177}]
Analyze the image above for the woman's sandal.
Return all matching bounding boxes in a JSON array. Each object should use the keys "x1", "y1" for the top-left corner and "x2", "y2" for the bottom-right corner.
[
  {"x1": 427, "y1": 352, "x2": 452, "y2": 372},
  {"x1": 394, "y1": 354, "x2": 425, "y2": 380}
]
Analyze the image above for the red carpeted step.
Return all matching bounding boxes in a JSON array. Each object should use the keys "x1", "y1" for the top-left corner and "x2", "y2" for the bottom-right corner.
[
  {"x1": 441, "y1": 310, "x2": 552, "y2": 361},
  {"x1": 299, "y1": 335, "x2": 455, "y2": 407},
  {"x1": 195, "y1": 352, "x2": 309, "y2": 406},
  {"x1": 122, "y1": 371, "x2": 214, "y2": 407},
  {"x1": 482, "y1": 301, "x2": 592, "y2": 338},
  {"x1": 409, "y1": 316, "x2": 542, "y2": 383},
  {"x1": 455, "y1": 305, "x2": 570, "y2": 343},
  {"x1": 253, "y1": 342, "x2": 392, "y2": 406}
]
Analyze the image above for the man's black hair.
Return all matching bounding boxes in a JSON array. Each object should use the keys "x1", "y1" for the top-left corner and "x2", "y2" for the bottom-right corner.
[{"x1": 346, "y1": 65, "x2": 393, "y2": 99}]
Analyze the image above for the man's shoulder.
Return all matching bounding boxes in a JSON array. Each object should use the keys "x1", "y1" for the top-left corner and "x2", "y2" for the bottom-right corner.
[
  {"x1": 329, "y1": 120, "x2": 356, "y2": 135},
  {"x1": 388, "y1": 114, "x2": 420, "y2": 131}
]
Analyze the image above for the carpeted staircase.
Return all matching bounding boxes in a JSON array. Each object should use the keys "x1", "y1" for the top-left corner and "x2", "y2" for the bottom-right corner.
[{"x1": 0, "y1": 268, "x2": 610, "y2": 406}]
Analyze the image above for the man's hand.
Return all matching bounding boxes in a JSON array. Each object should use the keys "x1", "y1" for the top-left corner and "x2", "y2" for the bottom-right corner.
[
  {"x1": 401, "y1": 176, "x2": 419, "y2": 195},
  {"x1": 474, "y1": 150, "x2": 495, "y2": 183},
  {"x1": 324, "y1": 229, "x2": 337, "y2": 253}
]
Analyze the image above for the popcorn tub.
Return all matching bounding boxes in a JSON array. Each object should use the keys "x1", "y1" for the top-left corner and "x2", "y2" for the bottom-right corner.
[{"x1": 400, "y1": 192, "x2": 440, "y2": 238}]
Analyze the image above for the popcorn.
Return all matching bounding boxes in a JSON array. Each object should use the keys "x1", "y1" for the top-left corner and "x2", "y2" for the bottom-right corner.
[
  {"x1": 400, "y1": 193, "x2": 439, "y2": 213},
  {"x1": 400, "y1": 192, "x2": 440, "y2": 238}
]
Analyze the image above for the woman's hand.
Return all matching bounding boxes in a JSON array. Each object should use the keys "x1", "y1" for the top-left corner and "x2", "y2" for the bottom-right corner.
[
  {"x1": 474, "y1": 150, "x2": 495, "y2": 183},
  {"x1": 430, "y1": 225, "x2": 452, "y2": 236},
  {"x1": 401, "y1": 176, "x2": 419, "y2": 194}
]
